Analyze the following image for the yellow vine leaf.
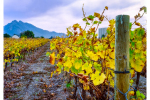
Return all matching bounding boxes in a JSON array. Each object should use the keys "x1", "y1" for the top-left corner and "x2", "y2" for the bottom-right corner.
[
  {"x1": 49, "y1": 52, "x2": 55, "y2": 65},
  {"x1": 91, "y1": 71, "x2": 99, "y2": 80},
  {"x1": 83, "y1": 30, "x2": 87, "y2": 39},
  {"x1": 97, "y1": 51, "x2": 105, "y2": 59},
  {"x1": 94, "y1": 12, "x2": 100, "y2": 18},
  {"x1": 87, "y1": 50, "x2": 93, "y2": 56},
  {"x1": 110, "y1": 79, "x2": 114, "y2": 87},
  {"x1": 65, "y1": 49, "x2": 72, "y2": 57},
  {"x1": 75, "y1": 51, "x2": 82, "y2": 58},
  {"x1": 87, "y1": 50, "x2": 98, "y2": 61},
  {"x1": 134, "y1": 49, "x2": 140, "y2": 53},
  {"x1": 136, "y1": 41, "x2": 142, "y2": 49},
  {"x1": 56, "y1": 68, "x2": 61, "y2": 74},
  {"x1": 93, "y1": 73, "x2": 106, "y2": 85},
  {"x1": 50, "y1": 43, "x2": 55, "y2": 50},
  {"x1": 51, "y1": 72, "x2": 53, "y2": 77},
  {"x1": 79, "y1": 70, "x2": 86, "y2": 75},
  {"x1": 109, "y1": 51, "x2": 115, "y2": 59},
  {"x1": 130, "y1": 79, "x2": 134, "y2": 86},
  {"x1": 73, "y1": 23, "x2": 80, "y2": 28},
  {"x1": 130, "y1": 69, "x2": 135, "y2": 78},
  {"x1": 82, "y1": 63, "x2": 92, "y2": 74},
  {"x1": 110, "y1": 42, "x2": 115, "y2": 48},
  {"x1": 91, "y1": 71, "x2": 106, "y2": 86},
  {"x1": 142, "y1": 37, "x2": 146, "y2": 43},
  {"x1": 105, "y1": 6, "x2": 108, "y2": 10},
  {"x1": 130, "y1": 60, "x2": 144, "y2": 72},
  {"x1": 91, "y1": 54, "x2": 99, "y2": 61},
  {"x1": 106, "y1": 59, "x2": 115, "y2": 70},
  {"x1": 63, "y1": 59, "x2": 72, "y2": 68},
  {"x1": 109, "y1": 19, "x2": 115, "y2": 26},
  {"x1": 83, "y1": 84, "x2": 90, "y2": 90},
  {"x1": 129, "y1": 91, "x2": 135, "y2": 96},
  {"x1": 74, "y1": 59, "x2": 82, "y2": 69},
  {"x1": 57, "y1": 54, "x2": 61, "y2": 59}
]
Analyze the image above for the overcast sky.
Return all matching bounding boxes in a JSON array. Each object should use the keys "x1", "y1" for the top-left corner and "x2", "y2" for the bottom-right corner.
[{"x1": 4, "y1": 0, "x2": 147, "y2": 34}]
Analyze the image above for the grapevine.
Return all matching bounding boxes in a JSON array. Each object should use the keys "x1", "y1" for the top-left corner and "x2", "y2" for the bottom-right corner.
[
  {"x1": 48, "y1": 6, "x2": 146, "y2": 100},
  {"x1": 4, "y1": 38, "x2": 50, "y2": 69}
]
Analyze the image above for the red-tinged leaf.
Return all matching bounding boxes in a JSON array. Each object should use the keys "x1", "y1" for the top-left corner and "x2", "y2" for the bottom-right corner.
[
  {"x1": 99, "y1": 15, "x2": 104, "y2": 21},
  {"x1": 78, "y1": 73, "x2": 83, "y2": 77},
  {"x1": 70, "y1": 73, "x2": 74, "y2": 77},
  {"x1": 87, "y1": 15, "x2": 95, "y2": 21},
  {"x1": 135, "y1": 22, "x2": 140, "y2": 26},
  {"x1": 74, "y1": 31, "x2": 78, "y2": 35}
]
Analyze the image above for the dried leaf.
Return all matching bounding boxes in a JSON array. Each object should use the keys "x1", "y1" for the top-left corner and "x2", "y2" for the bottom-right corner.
[
  {"x1": 94, "y1": 12, "x2": 100, "y2": 18},
  {"x1": 105, "y1": 6, "x2": 108, "y2": 10},
  {"x1": 135, "y1": 22, "x2": 140, "y2": 26}
]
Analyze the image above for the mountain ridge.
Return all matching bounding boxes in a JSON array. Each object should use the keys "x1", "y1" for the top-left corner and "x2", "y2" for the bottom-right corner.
[{"x1": 4, "y1": 20, "x2": 66, "y2": 38}]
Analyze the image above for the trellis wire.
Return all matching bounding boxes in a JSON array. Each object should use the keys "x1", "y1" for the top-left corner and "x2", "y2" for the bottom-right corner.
[{"x1": 114, "y1": 85, "x2": 130, "y2": 100}]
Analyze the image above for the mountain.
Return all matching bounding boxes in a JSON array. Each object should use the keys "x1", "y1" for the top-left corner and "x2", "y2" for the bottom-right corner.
[{"x1": 4, "y1": 20, "x2": 66, "y2": 38}]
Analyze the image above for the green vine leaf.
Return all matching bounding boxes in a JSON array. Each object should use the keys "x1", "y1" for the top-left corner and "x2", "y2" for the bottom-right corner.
[
  {"x1": 86, "y1": 22, "x2": 90, "y2": 25},
  {"x1": 93, "y1": 21, "x2": 98, "y2": 24}
]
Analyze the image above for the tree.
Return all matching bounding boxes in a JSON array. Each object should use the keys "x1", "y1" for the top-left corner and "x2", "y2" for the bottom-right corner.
[
  {"x1": 101, "y1": 34, "x2": 105, "y2": 38},
  {"x1": 20, "y1": 30, "x2": 34, "y2": 38},
  {"x1": 4, "y1": 33, "x2": 11, "y2": 38},
  {"x1": 35, "y1": 37, "x2": 40, "y2": 38},
  {"x1": 49, "y1": 36, "x2": 53, "y2": 39},
  {"x1": 41, "y1": 36, "x2": 44, "y2": 38}
]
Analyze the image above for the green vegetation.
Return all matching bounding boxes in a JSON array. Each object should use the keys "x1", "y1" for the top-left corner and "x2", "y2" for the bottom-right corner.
[
  {"x1": 4, "y1": 33, "x2": 11, "y2": 38},
  {"x1": 20, "y1": 30, "x2": 34, "y2": 38},
  {"x1": 41, "y1": 36, "x2": 44, "y2": 38},
  {"x1": 49, "y1": 36, "x2": 53, "y2": 39}
]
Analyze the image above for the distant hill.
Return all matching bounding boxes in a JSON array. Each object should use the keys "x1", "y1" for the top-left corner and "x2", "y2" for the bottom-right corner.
[{"x1": 4, "y1": 20, "x2": 66, "y2": 38}]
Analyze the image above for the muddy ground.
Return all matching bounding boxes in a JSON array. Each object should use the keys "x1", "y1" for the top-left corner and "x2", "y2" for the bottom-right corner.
[{"x1": 4, "y1": 42, "x2": 146, "y2": 100}]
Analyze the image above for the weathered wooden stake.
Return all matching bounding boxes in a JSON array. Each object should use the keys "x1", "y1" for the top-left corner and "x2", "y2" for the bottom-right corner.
[{"x1": 115, "y1": 15, "x2": 130, "y2": 100}]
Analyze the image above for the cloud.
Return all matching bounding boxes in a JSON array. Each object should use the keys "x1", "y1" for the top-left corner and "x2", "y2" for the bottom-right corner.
[
  {"x1": 22, "y1": 0, "x2": 110, "y2": 33},
  {"x1": 4, "y1": 0, "x2": 147, "y2": 34},
  {"x1": 4, "y1": 0, "x2": 74, "y2": 19},
  {"x1": 4, "y1": 0, "x2": 32, "y2": 11},
  {"x1": 24, "y1": 5, "x2": 84, "y2": 34}
]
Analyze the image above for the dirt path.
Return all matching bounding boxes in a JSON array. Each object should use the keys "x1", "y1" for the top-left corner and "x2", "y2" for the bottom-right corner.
[{"x1": 4, "y1": 43, "x2": 71, "y2": 100}]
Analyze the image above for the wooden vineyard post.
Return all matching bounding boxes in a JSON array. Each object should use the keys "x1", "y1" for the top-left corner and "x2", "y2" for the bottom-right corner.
[{"x1": 114, "y1": 15, "x2": 130, "y2": 100}]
